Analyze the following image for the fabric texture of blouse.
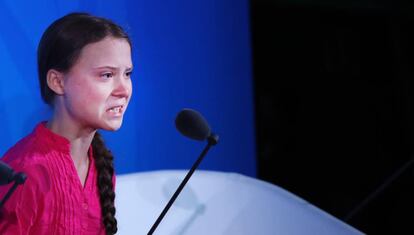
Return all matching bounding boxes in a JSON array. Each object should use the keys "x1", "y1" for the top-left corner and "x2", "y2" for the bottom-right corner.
[{"x1": 0, "y1": 122, "x2": 108, "y2": 235}]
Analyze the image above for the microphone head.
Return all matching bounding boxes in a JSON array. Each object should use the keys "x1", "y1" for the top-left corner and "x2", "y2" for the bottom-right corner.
[
  {"x1": 0, "y1": 161, "x2": 15, "y2": 185},
  {"x1": 175, "y1": 109, "x2": 211, "y2": 141}
]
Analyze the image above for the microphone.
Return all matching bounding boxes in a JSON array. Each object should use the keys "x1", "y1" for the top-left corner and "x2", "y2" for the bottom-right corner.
[
  {"x1": 0, "y1": 161, "x2": 15, "y2": 185},
  {"x1": 0, "y1": 161, "x2": 27, "y2": 208},
  {"x1": 175, "y1": 108, "x2": 211, "y2": 141},
  {"x1": 148, "y1": 109, "x2": 219, "y2": 235}
]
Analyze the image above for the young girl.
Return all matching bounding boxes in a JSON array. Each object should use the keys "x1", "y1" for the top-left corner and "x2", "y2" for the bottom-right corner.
[{"x1": 0, "y1": 12, "x2": 133, "y2": 235}]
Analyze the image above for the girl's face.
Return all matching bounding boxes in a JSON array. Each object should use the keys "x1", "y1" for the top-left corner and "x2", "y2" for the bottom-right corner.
[{"x1": 61, "y1": 36, "x2": 133, "y2": 131}]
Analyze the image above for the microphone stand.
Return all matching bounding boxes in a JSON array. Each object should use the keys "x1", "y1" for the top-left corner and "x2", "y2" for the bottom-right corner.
[
  {"x1": 147, "y1": 133, "x2": 219, "y2": 235},
  {"x1": 344, "y1": 156, "x2": 414, "y2": 222},
  {"x1": 0, "y1": 172, "x2": 27, "y2": 208}
]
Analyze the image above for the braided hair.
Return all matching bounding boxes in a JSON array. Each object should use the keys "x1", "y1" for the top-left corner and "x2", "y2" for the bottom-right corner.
[
  {"x1": 92, "y1": 132, "x2": 117, "y2": 234},
  {"x1": 37, "y1": 12, "x2": 132, "y2": 234}
]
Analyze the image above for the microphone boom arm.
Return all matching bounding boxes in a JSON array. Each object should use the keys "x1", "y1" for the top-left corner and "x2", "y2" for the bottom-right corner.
[
  {"x1": 147, "y1": 134, "x2": 219, "y2": 235},
  {"x1": 0, "y1": 172, "x2": 27, "y2": 208}
]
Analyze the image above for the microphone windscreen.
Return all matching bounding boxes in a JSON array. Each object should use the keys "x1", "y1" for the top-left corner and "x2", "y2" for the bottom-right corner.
[
  {"x1": 0, "y1": 161, "x2": 15, "y2": 185},
  {"x1": 175, "y1": 109, "x2": 211, "y2": 141}
]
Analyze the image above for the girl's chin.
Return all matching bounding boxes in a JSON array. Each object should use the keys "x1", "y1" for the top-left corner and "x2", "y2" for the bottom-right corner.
[{"x1": 101, "y1": 119, "x2": 123, "y2": 131}]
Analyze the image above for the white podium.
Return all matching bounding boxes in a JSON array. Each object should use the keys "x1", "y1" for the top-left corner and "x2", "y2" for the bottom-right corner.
[{"x1": 115, "y1": 170, "x2": 364, "y2": 235}]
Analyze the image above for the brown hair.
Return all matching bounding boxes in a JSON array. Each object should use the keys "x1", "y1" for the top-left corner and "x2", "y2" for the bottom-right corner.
[{"x1": 37, "y1": 12, "x2": 131, "y2": 234}]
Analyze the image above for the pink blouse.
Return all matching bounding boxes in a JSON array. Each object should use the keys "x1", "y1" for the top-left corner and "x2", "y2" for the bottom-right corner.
[{"x1": 0, "y1": 122, "x2": 109, "y2": 235}]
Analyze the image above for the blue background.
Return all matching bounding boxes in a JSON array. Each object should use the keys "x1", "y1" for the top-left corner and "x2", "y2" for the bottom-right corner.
[{"x1": 0, "y1": 0, "x2": 256, "y2": 177}]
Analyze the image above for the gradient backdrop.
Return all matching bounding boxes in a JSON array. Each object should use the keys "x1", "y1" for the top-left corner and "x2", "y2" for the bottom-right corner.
[{"x1": 0, "y1": 0, "x2": 256, "y2": 177}]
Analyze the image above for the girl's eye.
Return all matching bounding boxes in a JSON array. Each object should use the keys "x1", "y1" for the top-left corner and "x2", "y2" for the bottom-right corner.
[
  {"x1": 125, "y1": 71, "x2": 133, "y2": 78},
  {"x1": 101, "y1": 72, "x2": 113, "y2": 79}
]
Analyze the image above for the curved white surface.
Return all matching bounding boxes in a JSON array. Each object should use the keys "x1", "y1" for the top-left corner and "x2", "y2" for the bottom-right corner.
[{"x1": 115, "y1": 170, "x2": 364, "y2": 235}]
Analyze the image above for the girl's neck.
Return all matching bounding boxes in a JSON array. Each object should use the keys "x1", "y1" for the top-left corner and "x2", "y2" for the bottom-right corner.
[{"x1": 46, "y1": 114, "x2": 96, "y2": 168}]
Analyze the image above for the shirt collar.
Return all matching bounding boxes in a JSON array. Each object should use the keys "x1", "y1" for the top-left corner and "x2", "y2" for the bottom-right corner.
[
  {"x1": 34, "y1": 121, "x2": 72, "y2": 154},
  {"x1": 34, "y1": 121, "x2": 96, "y2": 161}
]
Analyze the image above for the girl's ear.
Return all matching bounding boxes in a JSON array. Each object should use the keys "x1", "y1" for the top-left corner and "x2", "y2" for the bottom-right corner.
[{"x1": 46, "y1": 69, "x2": 65, "y2": 95}]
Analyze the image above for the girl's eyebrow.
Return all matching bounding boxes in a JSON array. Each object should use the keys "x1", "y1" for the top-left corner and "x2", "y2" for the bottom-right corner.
[
  {"x1": 93, "y1": 66, "x2": 133, "y2": 71},
  {"x1": 93, "y1": 66, "x2": 118, "y2": 70}
]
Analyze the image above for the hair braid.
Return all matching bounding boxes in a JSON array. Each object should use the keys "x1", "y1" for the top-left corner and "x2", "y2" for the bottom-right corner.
[{"x1": 92, "y1": 132, "x2": 117, "y2": 235}]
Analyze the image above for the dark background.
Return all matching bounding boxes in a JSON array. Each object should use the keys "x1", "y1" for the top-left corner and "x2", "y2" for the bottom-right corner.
[{"x1": 252, "y1": 1, "x2": 414, "y2": 234}]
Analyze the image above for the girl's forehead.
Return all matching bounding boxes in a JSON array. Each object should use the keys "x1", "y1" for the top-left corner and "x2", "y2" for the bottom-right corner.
[{"x1": 75, "y1": 37, "x2": 132, "y2": 68}]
